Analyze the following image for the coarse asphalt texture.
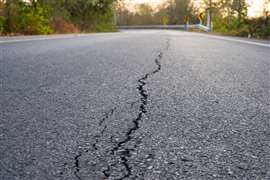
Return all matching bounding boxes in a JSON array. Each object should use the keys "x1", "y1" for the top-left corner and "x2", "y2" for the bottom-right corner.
[{"x1": 0, "y1": 30, "x2": 269, "y2": 180}]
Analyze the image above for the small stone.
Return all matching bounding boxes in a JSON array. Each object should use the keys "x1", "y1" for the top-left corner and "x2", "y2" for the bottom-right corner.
[{"x1": 228, "y1": 167, "x2": 233, "y2": 175}]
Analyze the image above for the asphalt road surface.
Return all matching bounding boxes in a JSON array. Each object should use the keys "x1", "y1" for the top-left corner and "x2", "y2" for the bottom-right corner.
[{"x1": 0, "y1": 30, "x2": 269, "y2": 180}]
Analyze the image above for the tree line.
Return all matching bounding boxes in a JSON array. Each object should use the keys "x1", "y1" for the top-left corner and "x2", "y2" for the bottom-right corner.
[
  {"x1": 0, "y1": 0, "x2": 116, "y2": 35},
  {"x1": 0, "y1": 0, "x2": 269, "y2": 38},
  {"x1": 116, "y1": 0, "x2": 270, "y2": 38}
]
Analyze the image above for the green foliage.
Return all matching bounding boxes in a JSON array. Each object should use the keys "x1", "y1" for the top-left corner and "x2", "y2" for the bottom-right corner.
[
  {"x1": 116, "y1": 0, "x2": 195, "y2": 25},
  {"x1": 63, "y1": 0, "x2": 115, "y2": 31},
  {"x1": 0, "y1": 0, "x2": 116, "y2": 35},
  {"x1": 96, "y1": 23, "x2": 117, "y2": 32},
  {"x1": 0, "y1": 1, "x2": 4, "y2": 34},
  {"x1": 0, "y1": 0, "x2": 268, "y2": 37},
  {"x1": 210, "y1": 0, "x2": 270, "y2": 39},
  {"x1": 4, "y1": 1, "x2": 22, "y2": 33},
  {"x1": 213, "y1": 15, "x2": 270, "y2": 38},
  {"x1": 0, "y1": 16, "x2": 4, "y2": 34},
  {"x1": 171, "y1": 0, "x2": 195, "y2": 24},
  {"x1": 232, "y1": 0, "x2": 248, "y2": 24},
  {"x1": 96, "y1": 9, "x2": 117, "y2": 32},
  {"x1": 247, "y1": 16, "x2": 270, "y2": 38},
  {"x1": 19, "y1": 5, "x2": 53, "y2": 34},
  {"x1": 2, "y1": 1, "x2": 52, "y2": 34},
  {"x1": 115, "y1": 0, "x2": 268, "y2": 39}
]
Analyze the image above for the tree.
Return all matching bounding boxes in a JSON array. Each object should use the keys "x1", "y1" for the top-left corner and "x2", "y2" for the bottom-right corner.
[
  {"x1": 0, "y1": 0, "x2": 5, "y2": 33},
  {"x1": 231, "y1": 0, "x2": 248, "y2": 28},
  {"x1": 167, "y1": 0, "x2": 195, "y2": 24}
]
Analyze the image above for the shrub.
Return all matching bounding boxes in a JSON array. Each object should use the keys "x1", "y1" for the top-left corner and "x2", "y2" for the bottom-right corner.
[
  {"x1": 1, "y1": 1, "x2": 117, "y2": 35},
  {"x1": 0, "y1": 16, "x2": 4, "y2": 34},
  {"x1": 96, "y1": 23, "x2": 118, "y2": 32},
  {"x1": 19, "y1": 5, "x2": 53, "y2": 35},
  {"x1": 3, "y1": 2, "x2": 53, "y2": 35},
  {"x1": 235, "y1": 24, "x2": 249, "y2": 37},
  {"x1": 248, "y1": 17, "x2": 270, "y2": 39},
  {"x1": 50, "y1": 18, "x2": 79, "y2": 34}
]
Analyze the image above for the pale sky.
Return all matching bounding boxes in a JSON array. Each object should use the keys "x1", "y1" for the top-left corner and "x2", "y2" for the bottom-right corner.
[{"x1": 123, "y1": 0, "x2": 270, "y2": 17}]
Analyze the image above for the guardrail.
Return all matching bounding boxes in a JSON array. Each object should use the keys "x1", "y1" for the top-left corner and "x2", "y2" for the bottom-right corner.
[
  {"x1": 196, "y1": 24, "x2": 211, "y2": 32},
  {"x1": 118, "y1": 24, "x2": 210, "y2": 32}
]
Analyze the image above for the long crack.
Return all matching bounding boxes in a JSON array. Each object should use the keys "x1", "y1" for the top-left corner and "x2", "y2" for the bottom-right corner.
[
  {"x1": 73, "y1": 108, "x2": 116, "y2": 180},
  {"x1": 74, "y1": 152, "x2": 82, "y2": 180},
  {"x1": 104, "y1": 39, "x2": 170, "y2": 179}
]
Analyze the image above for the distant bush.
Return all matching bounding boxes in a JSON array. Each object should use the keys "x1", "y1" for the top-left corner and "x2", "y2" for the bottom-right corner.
[
  {"x1": 247, "y1": 17, "x2": 270, "y2": 39},
  {"x1": 95, "y1": 10, "x2": 118, "y2": 32},
  {"x1": 96, "y1": 23, "x2": 118, "y2": 32},
  {"x1": 50, "y1": 18, "x2": 79, "y2": 34},
  {"x1": 228, "y1": 25, "x2": 249, "y2": 37},
  {"x1": 213, "y1": 15, "x2": 270, "y2": 39}
]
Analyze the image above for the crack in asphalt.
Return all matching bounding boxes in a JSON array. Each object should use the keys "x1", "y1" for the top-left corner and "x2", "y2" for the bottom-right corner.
[
  {"x1": 103, "y1": 39, "x2": 170, "y2": 179},
  {"x1": 92, "y1": 108, "x2": 116, "y2": 151},
  {"x1": 74, "y1": 152, "x2": 82, "y2": 180},
  {"x1": 73, "y1": 108, "x2": 116, "y2": 180}
]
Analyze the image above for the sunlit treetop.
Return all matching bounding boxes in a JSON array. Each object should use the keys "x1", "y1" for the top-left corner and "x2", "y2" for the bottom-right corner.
[{"x1": 120, "y1": 0, "x2": 270, "y2": 17}]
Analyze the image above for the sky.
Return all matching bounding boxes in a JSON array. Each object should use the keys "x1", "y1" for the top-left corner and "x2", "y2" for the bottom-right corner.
[
  {"x1": 246, "y1": 0, "x2": 269, "y2": 17},
  {"x1": 122, "y1": 0, "x2": 269, "y2": 17}
]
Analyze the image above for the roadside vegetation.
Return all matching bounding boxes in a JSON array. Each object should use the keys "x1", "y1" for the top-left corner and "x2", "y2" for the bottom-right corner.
[
  {"x1": 0, "y1": 0, "x2": 269, "y2": 38},
  {"x1": 116, "y1": 0, "x2": 270, "y2": 39},
  {"x1": 0, "y1": 0, "x2": 117, "y2": 35}
]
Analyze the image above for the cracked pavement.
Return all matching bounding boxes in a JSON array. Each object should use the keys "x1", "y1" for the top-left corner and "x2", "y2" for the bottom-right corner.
[{"x1": 0, "y1": 30, "x2": 270, "y2": 180}]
